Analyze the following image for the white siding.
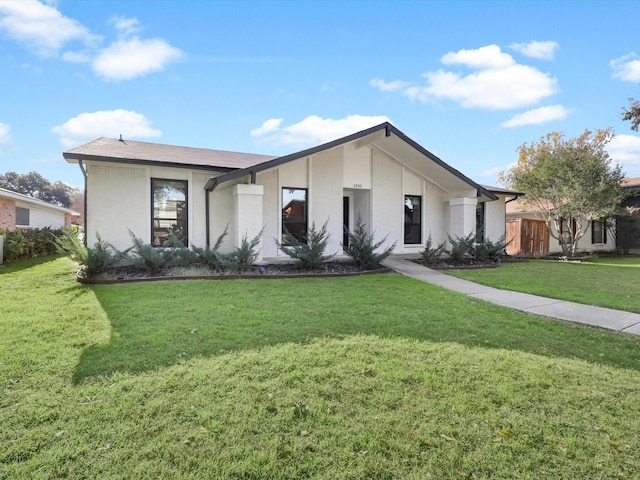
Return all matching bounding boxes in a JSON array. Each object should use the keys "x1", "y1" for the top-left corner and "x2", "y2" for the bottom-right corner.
[{"x1": 15, "y1": 201, "x2": 66, "y2": 229}]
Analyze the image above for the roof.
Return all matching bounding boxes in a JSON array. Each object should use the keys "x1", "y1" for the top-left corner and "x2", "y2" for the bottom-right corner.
[
  {"x1": 63, "y1": 137, "x2": 277, "y2": 171},
  {"x1": 204, "y1": 122, "x2": 498, "y2": 201},
  {"x1": 480, "y1": 184, "x2": 524, "y2": 197},
  {"x1": 622, "y1": 177, "x2": 640, "y2": 188},
  {"x1": 0, "y1": 187, "x2": 80, "y2": 216}
]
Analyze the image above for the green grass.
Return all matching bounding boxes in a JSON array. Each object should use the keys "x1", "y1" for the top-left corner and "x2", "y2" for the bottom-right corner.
[
  {"x1": 447, "y1": 256, "x2": 640, "y2": 314},
  {"x1": 2, "y1": 256, "x2": 640, "y2": 479}
]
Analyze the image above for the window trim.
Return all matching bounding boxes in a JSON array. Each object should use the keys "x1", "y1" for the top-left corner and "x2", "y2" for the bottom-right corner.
[
  {"x1": 15, "y1": 206, "x2": 30, "y2": 226},
  {"x1": 404, "y1": 195, "x2": 422, "y2": 245},
  {"x1": 591, "y1": 219, "x2": 607, "y2": 244},
  {"x1": 282, "y1": 187, "x2": 308, "y2": 245},
  {"x1": 151, "y1": 178, "x2": 188, "y2": 247}
]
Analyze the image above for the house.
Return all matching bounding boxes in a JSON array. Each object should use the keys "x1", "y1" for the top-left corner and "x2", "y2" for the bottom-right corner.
[
  {"x1": 616, "y1": 177, "x2": 640, "y2": 253},
  {"x1": 505, "y1": 198, "x2": 615, "y2": 256},
  {"x1": 0, "y1": 187, "x2": 79, "y2": 231},
  {"x1": 62, "y1": 122, "x2": 515, "y2": 262}
]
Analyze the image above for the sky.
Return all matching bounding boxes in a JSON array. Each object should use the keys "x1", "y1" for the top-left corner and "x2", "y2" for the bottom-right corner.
[{"x1": 0, "y1": 0, "x2": 639, "y2": 190}]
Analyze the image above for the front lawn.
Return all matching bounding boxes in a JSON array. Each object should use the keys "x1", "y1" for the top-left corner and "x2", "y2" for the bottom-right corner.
[
  {"x1": 447, "y1": 256, "x2": 640, "y2": 314},
  {"x1": 2, "y1": 256, "x2": 640, "y2": 479}
]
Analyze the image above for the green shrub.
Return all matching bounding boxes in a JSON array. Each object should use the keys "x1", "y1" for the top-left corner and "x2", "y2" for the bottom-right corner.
[
  {"x1": 446, "y1": 231, "x2": 475, "y2": 264},
  {"x1": 2, "y1": 227, "x2": 63, "y2": 263},
  {"x1": 54, "y1": 227, "x2": 88, "y2": 264},
  {"x1": 189, "y1": 227, "x2": 228, "y2": 272},
  {"x1": 343, "y1": 216, "x2": 396, "y2": 270},
  {"x1": 420, "y1": 234, "x2": 446, "y2": 265},
  {"x1": 220, "y1": 230, "x2": 262, "y2": 274},
  {"x1": 122, "y1": 230, "x2": 167, "y2": 272},
  {"x1": 470, "y1": 235, "x2": 509, "y2": 261},
  {"x1": 86, "y1": 234, "x2": 119, "y2": 276},
  {"x1": 277, "y1": 220, "x2": 335, "y2": 270}
]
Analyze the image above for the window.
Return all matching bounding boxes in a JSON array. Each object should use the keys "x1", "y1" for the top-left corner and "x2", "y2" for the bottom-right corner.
[
  {"x1": 404, "y1": 195, "x2": 421, "y2": 244},
  {"x1": 15, "y1": 207, "x2": 29, "y2": 226},
  {"x1": 152, "y1": 179, "x2": 187, "y2": 247},
  {"x1": 475, "y1": 202, "x2": 485, "y2": 243},
  {"x1": 282, "y1": 188, "x2": 307, "y2": 244},
  {"x1": 592, "y1": 219, "x2": 607, "y2": 244}
]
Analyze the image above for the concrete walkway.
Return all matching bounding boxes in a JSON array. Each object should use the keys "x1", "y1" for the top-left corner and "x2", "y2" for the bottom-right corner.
[{"x1": 382, "y1": 255, "x2": 640, "y2": 336}]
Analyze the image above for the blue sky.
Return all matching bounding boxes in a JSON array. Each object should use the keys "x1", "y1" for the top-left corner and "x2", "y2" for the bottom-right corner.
[{"x1": 1, "y1": 0, "x2": 639, "y2": 189}]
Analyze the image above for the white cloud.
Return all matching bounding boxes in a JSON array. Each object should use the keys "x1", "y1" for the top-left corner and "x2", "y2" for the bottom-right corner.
[
  {"x1": 0, "y1": 122, "x2": 11, "y2": 144},
  {"x1": 501, "y1": 105, "x2": 571, "y2": 128},
  {"x1": 509, "y1": 41, "x2": 559, "y2": 60},
  {"x1": 441, "y1": 44, "x2": 515, "y2": 69},
  {"x1": 92, "y1": 37, "x2": 183, "y2": 81},
  {"x1": 110, "y1": 15, "x2": 141, "y2": 38},
  {"x1": 52, "y1": 109, "x2": 162, "y2": 148},
  {"x1": 375, "y1": 44, "x2": 558, "y2": 111},
  {"x1": 611, "y1": 53, "x2": 640, "y2": 82},
  {"x1": 607, "y1": 134, "x2": 640, "y2": 174},
  {"x1": 250, "y1": 115, "x2": 391, "y2": 148},
  {"x1": 0, "y1": 0, "x2": 101, "y2": 57},
  {"x1": 406, "y1": 63, "x2": 557, "y2": 110},
  {"x1": 250, "y1": 118, "x2": 284, "y2": 137},
  {"x1": 369, "y1": 78, "x2": 410, "y2": 92}
]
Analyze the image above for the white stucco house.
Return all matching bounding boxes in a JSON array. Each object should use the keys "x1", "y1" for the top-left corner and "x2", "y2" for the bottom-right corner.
[{"x1": 63, "y1": 123, "x2": 516, "y2": 261}]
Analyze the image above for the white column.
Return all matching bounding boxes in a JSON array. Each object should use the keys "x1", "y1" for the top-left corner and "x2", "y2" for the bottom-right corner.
[
  {"x1": 233, "y1": 184, "x2": 264, "y2": 262},
  {"x1": 449, "y1": 197, "x2": 477, "y2": 239}
]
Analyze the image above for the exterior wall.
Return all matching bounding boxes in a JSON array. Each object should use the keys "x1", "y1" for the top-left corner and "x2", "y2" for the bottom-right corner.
[
  {"x1": 17, "y1": 201, "x2": 66, "y2": 229},
  {"x1": 484, "y1": 196, "x2": 507, "y2": 242},
  {"x1": 86, "y1": 161, "x2": 217, "y2": 250},
  {"x1": 449, "y1": 196, "x2": 477, "y2": 240},
  {"x1": 310, "y1": 148, "x2": 344, "y2": 255},
  {"x1": 0, "y1": 197, "x2": 16, "y2": 229},
  {"x1": 507, "y1": 213, "x2": 615, "y2": 254}
]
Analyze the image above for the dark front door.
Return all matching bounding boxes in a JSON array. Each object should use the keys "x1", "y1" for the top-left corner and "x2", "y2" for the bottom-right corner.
[{"x1": 343, "y1": 196, "x2": 350, "y2": 247}]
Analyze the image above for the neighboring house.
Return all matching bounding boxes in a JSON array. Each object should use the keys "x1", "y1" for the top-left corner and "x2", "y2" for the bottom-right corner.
[
  {"x1": 63, "y1": 122, "x2": 515, "y2": 262},
  {"x1": 0, "y1": 187, "x2": 79, "y2": 231},
  {"x1": 616, "y1": 177, "x2": 640, "y2": 253},
  {"x1": 505, "y1": 199, "x2": 615, "y2": 256}
]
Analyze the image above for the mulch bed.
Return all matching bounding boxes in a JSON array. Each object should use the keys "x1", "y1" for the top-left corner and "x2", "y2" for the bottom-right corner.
[
  {"x1": 410, "y1": 256, "x2": 528, "y2": 270},
  {"x1": 77, "y1": 261, "x2": 391, "y2": 284}
]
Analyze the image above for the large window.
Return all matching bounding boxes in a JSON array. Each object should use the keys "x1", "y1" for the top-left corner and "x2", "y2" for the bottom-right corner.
[
  {"x1": 404, "y1": 195, "x2": 421, "y2": 244},
  {"x1": 152, "y1": 179, "x2": 187, "y2": 247},
  {"x1": 282, "y1": 188, "x2": 307, "y2": 244},
  {"x1": 15, "y1": 207, "x2": 29, "y2": 226},
  {"x1": 592, "y1": 219, "x2": 607, "y2": 244},
  {"x1": 476, "y1": 202, "x2": 485, "y2": 243}
]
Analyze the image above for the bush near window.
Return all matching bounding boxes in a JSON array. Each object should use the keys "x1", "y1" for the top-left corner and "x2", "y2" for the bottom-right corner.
[
  {"x1": 1, "y1": 227, "x2": 63, "y2": 263},
  {"x1": 420, "y1": 234, "x2": 447, "y2": 265},
  {"x1": 343, "y1": 216, "x2": 396, "y2": 270},
  {"x1": 277, "y1": 219, "x2": 335, "y2": 270},
  {"x1": 219, "y1": 230, "x2": 263, "y2": 274}
]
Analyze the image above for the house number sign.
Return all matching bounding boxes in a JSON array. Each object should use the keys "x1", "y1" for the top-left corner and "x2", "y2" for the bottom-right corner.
[{"x1": 353, "y1": 183, "x2": 363, "y2": 188}]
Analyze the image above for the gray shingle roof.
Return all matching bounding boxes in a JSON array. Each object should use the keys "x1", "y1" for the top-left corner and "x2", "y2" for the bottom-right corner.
[{"x1": 63, "y1": 137, "x2": 277, "y2": 171}]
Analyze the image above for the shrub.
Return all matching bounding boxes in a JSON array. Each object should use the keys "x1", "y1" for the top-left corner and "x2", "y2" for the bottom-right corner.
[
  {"x1": 86, "y1": 234, "x2": 119, "y2": 276},
  {"x1": 277, "y1": 220, "x2": 335, "y2": 270},
  {"x1": 470, "y1": 235, "x2": 510, "y2": 261},
  {"x1": 122, "y1": 230, "x2": 167, "y2": 272},
  {"x1": 54, "y1": 227, "x2": 88, "y2": 265},
  {"x1": 2, "y1": 227, "x2": 63, "y2": 263},
  {"x1": 220, "y1": 230, "x2": 262, "y2": 274},
  {"x1": 189, "y1": 227, "x2": 228, "y2": 272},
  {"x1": 343, "y1": 216, "x2": 396, "y2": 270},
  {"x1": 420, "y1": 234, "x2": 446, "y2": 266},
  {"x1": 446, "y1": 232, "x2": 475, "y2": 264}
]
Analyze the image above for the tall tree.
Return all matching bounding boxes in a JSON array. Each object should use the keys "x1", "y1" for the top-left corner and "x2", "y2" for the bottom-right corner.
[
  {"x1": 0, "y1": 170, "x2": 76, "y2": 208},
  {"x1": 500, "y1": 129, "x2": 628, "y2": 257},
  {"x1": 622, "y1": 97, "x2": 640, "y2": 131}
]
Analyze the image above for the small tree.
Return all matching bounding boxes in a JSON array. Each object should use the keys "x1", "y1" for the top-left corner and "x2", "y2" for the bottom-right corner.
[{"x1": 500, "y1": 129, "x2": 628, "y2": 257}]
